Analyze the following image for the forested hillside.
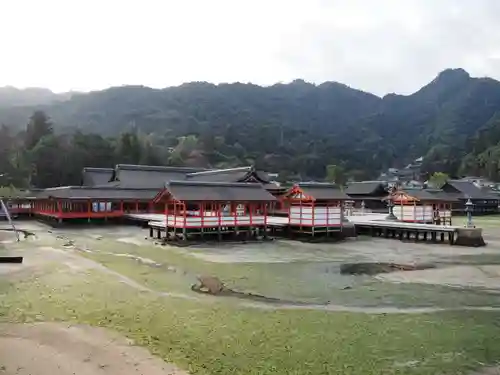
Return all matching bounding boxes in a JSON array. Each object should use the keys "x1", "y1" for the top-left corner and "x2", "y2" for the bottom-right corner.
[
  {"x1": 2, "y1": 68, "x2": 500, "y2": 188},
  {"x1": 0, "y1": 87, "x2": 71, "y2": 107}
]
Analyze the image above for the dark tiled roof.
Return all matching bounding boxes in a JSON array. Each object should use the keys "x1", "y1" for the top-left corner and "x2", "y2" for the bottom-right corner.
[
  {"x1": 444, "y1": 180, "x2": 499, "y2": 200},
  {"x1": 481, "y1": 187, "x2": 500, "y2": 196},
  {"x1": 422, "y1": 189, "x2": 459, "y2": 202},
  {"x1": 401, "y1": 189, "x2": 458, "y2": 202},
  {"x1": 185, "y1": 166, "x2": 271, "y2": 184},
  {"x1": 36, "y1": 186, "x2": 159, "y2": 200},
  {"x1": 346, "y1": 195, "x2": 385, "y2": 201},
  {"x1": 82, "y1": 167, "x2": 114, "y2": 186},
  {"x1": 297, "y1": 183, "x2": 350, "y2": 200},
  {"x1": 113, "y1": 164, "x2": 207, "y2": 189},
  {"x1": 265, "y1": 183, "x2": 286, "y2": 192},
  {"x1": 166, "y1": 181, "x2": 277, "y2": 202},
  {"x1": 345, "y1": 181, "x2": 386, "y2": 195}
]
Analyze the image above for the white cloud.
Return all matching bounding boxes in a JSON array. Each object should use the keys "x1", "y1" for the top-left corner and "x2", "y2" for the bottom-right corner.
[{"x1": 1, "y1": 0, "x2": 500, "y2": 95}]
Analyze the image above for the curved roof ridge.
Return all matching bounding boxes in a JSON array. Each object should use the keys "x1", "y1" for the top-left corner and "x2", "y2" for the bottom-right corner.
[
  {"x1": 186, "y1": 166, "x2": 253, "y2": 177},
  {"x1": 115, "y1": 164, "x2": 207, "y2": 173},
  {"x1": 167, "y1": 180, "x2": 263, "y2": 188}
]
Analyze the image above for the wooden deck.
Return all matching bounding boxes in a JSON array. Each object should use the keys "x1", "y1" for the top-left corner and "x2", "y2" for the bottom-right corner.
[
  {"x1": 129, "y1": 212, "x2": 463, "y2": 245},
  {"x1": 347, "y1": 213, "x2": 459, "y2": 244}
]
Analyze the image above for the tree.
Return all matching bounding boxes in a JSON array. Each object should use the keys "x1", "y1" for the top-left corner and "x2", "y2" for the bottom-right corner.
[
  {"x1": 0, "y1": 125, "x2": 13, "y2": 179},
  {"x1": 325, "y1": 164, "x2": 346, "y2": 186},
  {"x1": 29, "y1": 134, "x2": 65, "y2": 188},
  {"x1": 24, "y1": 111, "x2": 53, "y2": 150},
  {"x1": 428, "y1": 172, "x2": 449, "y2": 188},
  {"x1": 115, "y1": 131, "x2": 142, "y2": 164}
]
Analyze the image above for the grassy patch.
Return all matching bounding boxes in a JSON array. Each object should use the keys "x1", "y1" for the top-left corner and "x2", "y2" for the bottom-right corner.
[
  {"x1": 76, "y1": 239, "x2": 500, "y2": 308},
  {"x1": 1, "y1": 267, "x2": 500, "y2": 375}
]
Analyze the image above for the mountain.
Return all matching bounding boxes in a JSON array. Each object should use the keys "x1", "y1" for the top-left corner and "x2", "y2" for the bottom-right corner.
[
  {"x1": 2, "y1": 68, "x2": 500, "y2": 180},
  {"x1": 0, "y1": 87, "x2": 72, "y2": 108}
]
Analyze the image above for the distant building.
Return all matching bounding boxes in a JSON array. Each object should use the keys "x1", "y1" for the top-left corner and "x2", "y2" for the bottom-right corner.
[
  {"x1": 441, "y1": 180, "x2": 499, "y2": 214},
  {"x1": 458, "y1": 176, "x2": 496, "y2": 188},
  {"x1": 345, "y1": 181, "x2": 388, "y2": 211},
  {"x1": 377, "y1": 156, "x2": 424, "y2": 183}
]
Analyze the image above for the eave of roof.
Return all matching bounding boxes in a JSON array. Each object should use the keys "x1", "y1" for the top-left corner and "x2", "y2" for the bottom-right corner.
[
  {"x1": 345, "y1": 181, "x2": 386, "y2": 195},
  {"x1": 296, "y1": 183, "x2": 350, "y2": 200},
  {"x1": 164, "y1": 180, "x2": 277, "y2": 202},
  {"x1": 36, "y1": 186, "x2": 160, "y2": 200},
  {"x1": 445, "y1": 180, "x2": 499, "y2": 200}
]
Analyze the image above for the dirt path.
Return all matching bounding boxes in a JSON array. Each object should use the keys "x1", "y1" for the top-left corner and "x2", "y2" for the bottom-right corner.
[{"x1": 0, "y1": 323, "x2": 187, "y2": 375}]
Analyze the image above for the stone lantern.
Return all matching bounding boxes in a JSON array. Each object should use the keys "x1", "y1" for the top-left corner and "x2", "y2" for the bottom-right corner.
[
  {"x1": 464, "y1": 198, "x2": 474, "y2": 228},
  {"x1": 385, "y1": 198, "x2": 398, "y2": 221}
]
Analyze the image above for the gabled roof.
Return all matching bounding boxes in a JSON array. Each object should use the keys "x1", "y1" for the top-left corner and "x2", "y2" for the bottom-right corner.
[
  {"x1": 422, "y1": 189, "x2": 459, "y2": 202},
  {"x1": 36, "y1": 186, "x2": 159, "y2": 200},
  {"x1": 392, "y1": 189, "x2": 458, "y2": 203},
  {"x1": 112, "y1": 164, "x2": 207, "y2": 189},
  {"x1": 82, "y1": 167, "x2": 114, "y2": 186},
  {"x1": 162, "y1": 181, "x2": 277, "y2": 202},
  {"x1": 345, "y1": 181, "x2": 386, "y2": 195},
  {"x1": 443, "y1": 180, "x2": 499, "y2": 200},
  {"x1": 185, "y1": 166, "x2": 270, "y2": 183},
  {"x1": 293, "y1": 183, "x2": 350, "y2": 200}
]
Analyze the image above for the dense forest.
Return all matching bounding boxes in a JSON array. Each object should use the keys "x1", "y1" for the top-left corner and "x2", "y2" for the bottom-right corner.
[{"x1": 3, "y1": 68, "x2": 500, "y2": 188}]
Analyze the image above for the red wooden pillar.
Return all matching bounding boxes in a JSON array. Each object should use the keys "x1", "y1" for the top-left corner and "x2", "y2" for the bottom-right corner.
[
  {"x1": 182, "y1": 203, "x2": 187, "y2": 228},
  {"x1": 165, "y1": 201, "x2": 169, "y2": 227},
  {"x1": 249, "y1": 203, "x2": 253, "y2": 226},
  {"x1": 200, "y1": 202, "x2": 205, "y2": 228},
  {"x1": 299, "y1": 199, "x2": 303, "y2": 227},
  {"x1": 217, "y1": 202, "x2": 222, "y2": 227},
  {"x1": 311, "y1": 201, "x2": 315, "y2": 228},
  {"x1": 135, "y1": 200, "x2": 139, "y2": 213},
  {"x1": 57, "y1": 200, "x2": 62, "y2": 218}
]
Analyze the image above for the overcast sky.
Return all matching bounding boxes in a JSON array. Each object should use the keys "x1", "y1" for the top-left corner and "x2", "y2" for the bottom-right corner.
[{"x1": 1, "y1": 0, "x2": 500, "y2": 96}]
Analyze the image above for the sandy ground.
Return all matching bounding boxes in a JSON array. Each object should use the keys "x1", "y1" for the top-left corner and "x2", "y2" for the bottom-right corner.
[
  {"x1": 0, "y1": 224, "x2": 192, "y2": 375},
  {"x1": 0, "y1": 323, "x2": 187, "y2": 375}
]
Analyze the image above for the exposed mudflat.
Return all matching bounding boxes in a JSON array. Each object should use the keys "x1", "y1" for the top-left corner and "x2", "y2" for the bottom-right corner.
[
  {"x1": 4, "y1": 220, "x2": 500, "y2": 307},
  {"x1": 377, "y1": 265, "x2": 500, "y2": 289},
  {"x1": 0, "y1": 323, "x2": 187, "y2": 375},
  {"x1": 2, "y1": 219, "x2": 500, "y2": 375}
]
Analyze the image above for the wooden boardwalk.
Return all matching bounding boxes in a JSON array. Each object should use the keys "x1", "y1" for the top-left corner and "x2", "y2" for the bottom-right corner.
[
  {"x1": 347, "y1": 214, "x2": 459, "y2": 244},
  {"x1": 125, "y1": 213, "x2": 166, "y2": 222},
  {"x1": 127, "y1": 212, "x2": 463, "y2": 245}
]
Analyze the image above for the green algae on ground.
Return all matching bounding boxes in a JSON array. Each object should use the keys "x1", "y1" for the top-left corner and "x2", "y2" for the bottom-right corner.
[{"x1": 1, "y1": 268, "x2": 500, "y2": 375}]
